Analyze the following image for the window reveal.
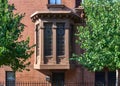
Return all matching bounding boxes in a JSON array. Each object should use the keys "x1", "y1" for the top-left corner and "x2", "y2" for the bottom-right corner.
[
  {"x1": 56, "y1": 23, "x2": 65, "y2": 56},
  {"x1": 44, "y1": 23, "x2": 53, "y2": 56}
]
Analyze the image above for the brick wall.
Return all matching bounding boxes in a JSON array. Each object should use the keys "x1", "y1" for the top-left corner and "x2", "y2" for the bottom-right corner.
[{"x1": 0, "y1": 68, "x2": 5, "y2": 82}]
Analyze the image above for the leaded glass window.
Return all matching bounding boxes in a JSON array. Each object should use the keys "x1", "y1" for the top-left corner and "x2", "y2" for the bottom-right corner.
[
  {"x1": 56, "y1": 23, "x2": 65, "y2": 56},
  {"x1": 44, "y1": 23, "x2": 53, "y2": 56}
]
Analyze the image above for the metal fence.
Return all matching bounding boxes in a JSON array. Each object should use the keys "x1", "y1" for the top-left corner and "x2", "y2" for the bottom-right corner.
[{"x1": 0, "y1": 81, "x2": 118, "y2": 86}]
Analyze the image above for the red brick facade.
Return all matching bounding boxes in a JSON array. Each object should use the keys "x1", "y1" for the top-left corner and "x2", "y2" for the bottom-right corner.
[{"x1": 0, "y1": 0, "x2": 100, "y2": 85}]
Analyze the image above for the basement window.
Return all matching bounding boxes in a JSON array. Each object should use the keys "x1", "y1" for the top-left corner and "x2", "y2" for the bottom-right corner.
[{"x1": 6, "y1": 71, "x2": 15, "y2": 86}]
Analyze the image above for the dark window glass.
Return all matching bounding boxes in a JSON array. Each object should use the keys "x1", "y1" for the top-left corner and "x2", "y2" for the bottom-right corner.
[
  {"x1": 108, "y1": 72, "x2": 116, "y2": 86},
  {"x1": 56, "y1": 23, "x2": 65, "y2": 56},
  {"x1": 44, "y1": 23, "x2": 53, "y2": 56},
  {"x1": 70, "y1": 25, "x2": 74, "y2": 55},
  {"x1": 95, "y1": 72, "x2": 105, "y2": 86},
  {"x1": 49, "y1": 0, "x2": 61, "y2": 4},
  {"x1": 76, "y1": 0, "x2": 82, "y2": 7},
  {"x1": 52, "y1": 72, "x2": 64, "y2": 86},
  {"x1": 95, "y1": 71, "x2": 116, "y2": 86},
  {"x1": 6, "y1": 71, "x2": 15, "y2": 86}
]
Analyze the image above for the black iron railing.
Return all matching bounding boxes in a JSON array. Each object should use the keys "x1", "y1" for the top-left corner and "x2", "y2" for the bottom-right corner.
[{"x1": 0, "y1": 81, "x2": 118, "y2": 86}]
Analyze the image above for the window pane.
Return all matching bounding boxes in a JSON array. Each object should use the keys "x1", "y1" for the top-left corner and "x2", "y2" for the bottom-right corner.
[
  {"x1": 49, "y1": 0, "x2": 61, "y2": 4},
  {"x1": 49, "y1": 0, "x2": 55, "y2": 4},
  {"x1": 6, "y1": 71, "x2": 15, "y2": 86},
  {"x1": 56, "y1": 0, "x2": 61, "y2": 4},
  {"x1": 108, "y1": 72, "x2": 116, "y2": 86},
  {"x1": 56, "y1": 23, "x2": 65, "y2": 56},
  {"x1": 95, "y1": 72, "x2": 105, "y2": 86},
  {"x1": 44, "y1": 23, "x2": 53, "y2": 56}
]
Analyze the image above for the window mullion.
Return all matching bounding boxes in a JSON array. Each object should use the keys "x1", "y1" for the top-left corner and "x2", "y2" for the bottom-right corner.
[
  {"x1": 65, "y1": 26, "x2": 69, "y2": 59},
  {"x1": 55, "y1": 0, "x2": 56, "y2": 4},
  {"x1": 52, "y1": 23, "x2": 57, "y2": 64},
  {"x1": 41, "y1": 26, "x2": 44, "y2": 64}
]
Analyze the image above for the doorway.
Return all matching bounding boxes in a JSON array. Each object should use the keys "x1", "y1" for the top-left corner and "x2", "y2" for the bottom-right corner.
[
  {"x1": 52, "y1": 72, "x2": 65, "y2": 86},
  {"x1": 95, "y1": 71, "x2": 116, "y2": 86}
]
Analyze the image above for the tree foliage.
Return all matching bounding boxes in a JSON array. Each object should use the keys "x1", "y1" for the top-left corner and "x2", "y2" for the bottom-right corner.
[
  {"x1": 74, "y1": 0, "x2": 120, "y2": 71},
  {"x1": 0, "y1": 0, "x2": 34, "y2": 71}
]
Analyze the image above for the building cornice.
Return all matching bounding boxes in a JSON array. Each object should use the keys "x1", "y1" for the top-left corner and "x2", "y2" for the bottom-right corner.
[{"x1": 30, "y1": 10, "x2": 82, "y2": 23}]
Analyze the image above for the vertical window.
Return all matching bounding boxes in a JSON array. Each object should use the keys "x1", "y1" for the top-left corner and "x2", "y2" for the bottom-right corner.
[
  {"x1": 49, "y1": 0, "x2": 61, "y2": 4},
  {"x1": 56, "y1": 23, "x2": 65, "y2": 56},
  {"x1": 70, "y1": 25, "x2": 74, "y2": 55},
  {"x1": 6, "y1": 71, "x2": 15, "y2": 86},
  {"x1": 44, "y1": 23, "x2": 53, "y2": 56}
]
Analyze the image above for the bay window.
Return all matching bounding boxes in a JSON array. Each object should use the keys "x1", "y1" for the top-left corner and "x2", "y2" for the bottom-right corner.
[{"x1": 35, "y1": 21, "x2": 69, "y2": 65}]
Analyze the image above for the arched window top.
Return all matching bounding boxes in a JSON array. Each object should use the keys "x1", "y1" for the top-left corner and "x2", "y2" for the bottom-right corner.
[{"x1": 49, "y1": 0, "x2": 61, "y2": 4}]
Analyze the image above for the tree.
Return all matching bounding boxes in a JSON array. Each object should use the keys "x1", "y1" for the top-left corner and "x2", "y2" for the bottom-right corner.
[
  {"x1": 74, "y1": 0, "x2": 120, "y2": 85},
  {"x1": 75, "y1": 0, "x2": 120, "y2": 71},
  {"x1": 73, "y1": 0, "x2": 120, "y2": 85},
  {"x1": 0, "y1": 0, "x2": 34, "y2": 71}
]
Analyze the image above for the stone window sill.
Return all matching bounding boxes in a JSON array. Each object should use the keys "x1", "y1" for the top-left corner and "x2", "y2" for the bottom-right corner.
[
  {"x1": 45, "y1": 55, "x2": 53, "y2": 58},
  {"x1": 57, "y1": 55, "x2": 65, "y2": 58}
]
